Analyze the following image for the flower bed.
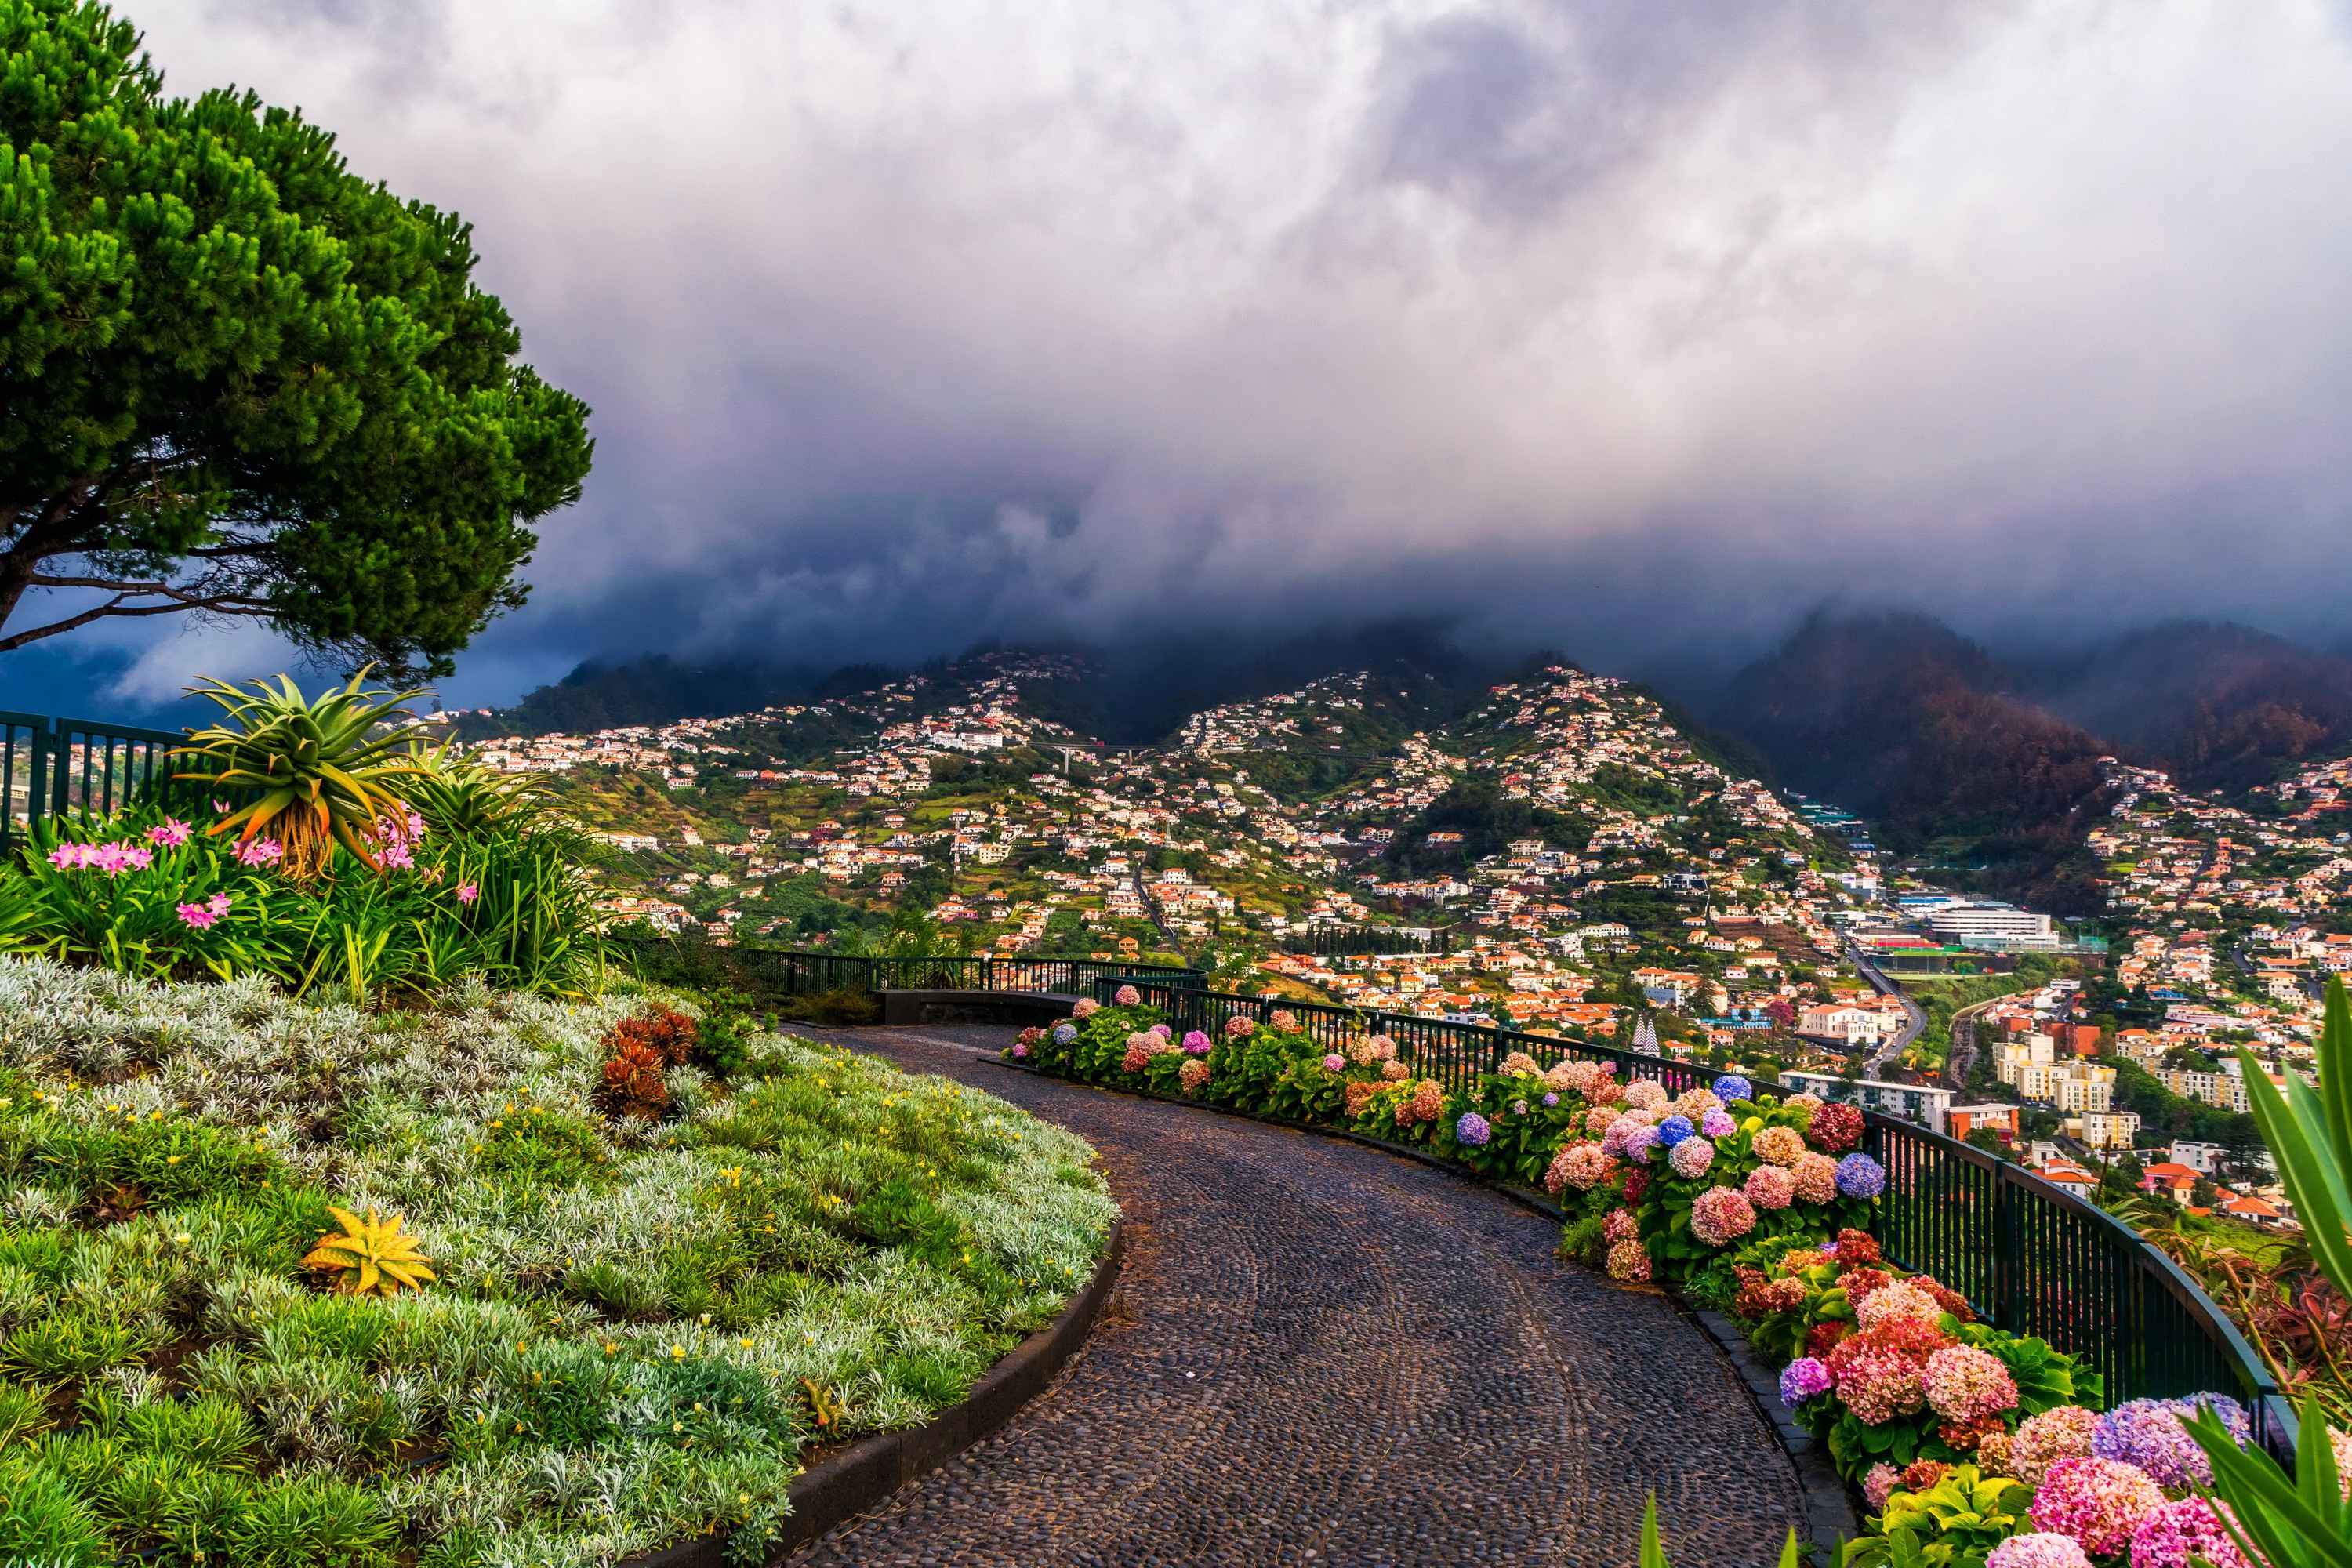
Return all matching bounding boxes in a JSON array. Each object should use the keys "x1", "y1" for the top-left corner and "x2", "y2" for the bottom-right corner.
[
  {"x1": 0, "y1": 960, "x2": 1113, "y2": 1566},
  {"x1": 1011, "y1": 1001, "x2": 2271, "y2": 1566},
  {"x1": 1, "y1": 782, "x2": 599, "y2": 1002}
]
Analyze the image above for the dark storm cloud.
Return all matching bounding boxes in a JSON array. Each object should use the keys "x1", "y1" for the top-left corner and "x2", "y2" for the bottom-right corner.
[{"x1": 83, "y1": 0, "x2": 2352, "y2": 705}]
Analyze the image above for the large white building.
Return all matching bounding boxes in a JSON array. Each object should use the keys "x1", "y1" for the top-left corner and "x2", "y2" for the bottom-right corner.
[
  {"x1": 1780, "y1": 1071, "x2": 1956, "y2": 1132},
  {"x1": 1922, "y1": 902, "x2": 2057, "y2": 949}
]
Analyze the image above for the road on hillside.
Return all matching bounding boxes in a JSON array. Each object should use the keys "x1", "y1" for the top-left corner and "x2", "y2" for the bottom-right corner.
[
  {"x1": 781, "y1": 1024, "x2": 1815, "y2": 1568},
  {"x1": 1844, "y1": 935, "x2": 1927, "y2": 1080}
]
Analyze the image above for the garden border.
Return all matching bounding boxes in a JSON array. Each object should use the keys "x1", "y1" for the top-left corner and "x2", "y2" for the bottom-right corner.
[
  {"x1": 980, "y1": 1052, "x2": 1860, "y2": 1553},
  {"x1": 619, "y1": 1218, "x2": 1127, "y2": 1568}
]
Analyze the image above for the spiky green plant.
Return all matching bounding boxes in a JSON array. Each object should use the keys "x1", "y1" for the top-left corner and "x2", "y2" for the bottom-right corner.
[
  {"x1": 393, "y1": 744, "x2": 561, "y2": 838},
  {"x1": 2181, "y1": 978, "x2": 2352, "y2": 1566},
  {"x1": 172, "y1": 670, "x2": 426, "y2": 880},
  {"x1": 1639, "y1": 1492, "x2": 1804, "y2": 1567}
]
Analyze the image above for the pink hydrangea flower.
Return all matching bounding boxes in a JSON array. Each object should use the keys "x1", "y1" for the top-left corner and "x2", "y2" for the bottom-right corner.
[
  {"x1": 1690, "y1": 1185, "x2": 1756, "y2": 1247},
  {"x1": 1622, "y1": 1080, "x2": 1668, "y2": 1111},
  {"x1": 1793, "y1": 1151, "x2": 1841, "y2": 1203},
  {"x1": 1857, "y1": 1281, "x2": 1944, "y2": 1332},
  {"x1": 2129, "y1": 1498, "x2": 2251, "y2": 1568},
  {"x1": 1223, "y1": 1014, "x2": 1254, "y2": 1037},
  {"x1": 1922, "y1": 1345, "x2": 2019, "y2": 1424},
  {"x1": 1863, "y1": 1463, "x2": 1900, "y2": 1512},
  {"x1": 1179, "y1": 1059, "x2": 1211, "y2": 1092},
  {"x1": 1986, "y1": 1534, "x2": 2092, "y2": 1568},
  {"x1": 1744, "y1": 1164, "x2": 1795, "y2": 1210},
  {"x1": 1700, "y1": 1109, "x2": 1736, "y2": 1138},
  {"x1": 1269, "y1": 1009, "x2": 1298, "y2": 1030},
  {"x1": 1668, "y1": 1134, "x2": 1716, "y2": 1178},
  {"x1": 2030, "y1": 1457, "x2": 2165, "y2": 1555},
  {"x1": 1602, "y1": 1207, "x2": 1639, "y2": 1244},
  {"x1": 2013, "y1": 1406, "x2": 2102, "y2": 1486},
  {"x1": 1073, "y1": 998, "x2": 1099, "y2": 1019},
  {"x1": 1114, "y1": 985, "x2": 1141, "y2": 1006},
  {"x1": 1605, "y1": 1238, "x2": 1650, "y2": 1282},
  {"x1": 1322, "y1": 1053, "x2": 1346, "y2": 1072}
]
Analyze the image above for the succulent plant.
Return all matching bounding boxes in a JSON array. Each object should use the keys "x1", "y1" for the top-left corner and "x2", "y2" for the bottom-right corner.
[
  {"x1": 609, "y1": 1007, "x2": 699, "y2": 1068},
  {"x1": 172, "y1": 670, "x2": 426, "y2": 880},
  {"x1": 300, "y1": 1206, "x2": 436, "y2": 1297},
  {"x1": 800, "y1": 1377, "x2": 844, "y2": 1431},
  {"x1": 595, "y1": 1040, "x2": 671, "y2": 1120}
]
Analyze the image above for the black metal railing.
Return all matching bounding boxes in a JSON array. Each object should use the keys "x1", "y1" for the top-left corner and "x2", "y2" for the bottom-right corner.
[
  {"x1": 606, "y1": 935, "x2": 1201, "y2": 1003},
  {"x1": 0, "y1": 710, "x2": 188, "y2": 858},
  {"x1": 1088, "y1": 974, "x2": 2293, "y2": 1461}
]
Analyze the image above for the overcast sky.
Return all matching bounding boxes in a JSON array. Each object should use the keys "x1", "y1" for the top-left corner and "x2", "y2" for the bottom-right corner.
[{"x1": 57, "y1": 0, "x2": 2352, "y2": 707}]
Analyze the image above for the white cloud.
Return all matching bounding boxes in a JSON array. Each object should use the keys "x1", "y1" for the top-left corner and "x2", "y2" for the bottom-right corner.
[{"x1": 120, "y1": 0, "x2": 2352, "y2": 688}]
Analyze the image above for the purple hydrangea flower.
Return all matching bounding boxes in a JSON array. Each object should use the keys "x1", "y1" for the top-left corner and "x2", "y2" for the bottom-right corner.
[
  {"x1": 1456, "y1": 1112, "x2": 1492, "y2": 1146},
  {"x1": 1779, "y1": 1356, "x2": 1833, "y2": 1406},
  {"x1": 1835, "y1": 1152, "x2": 1886, "y2": 1199},
  {"x1": 1700, "y1": 1109, "x2": 1736, "y2": 1138},
  {"x1": 1052, "y1": 1022, "x2": 1078, "y2": 1044},
  {"x1": 1323, "y1": 1053, "x2": 1347, "y2": 1072},
  {"x1": 2092, "y1": 1394, "x2": 2249, "y2": 1487},
  {"x1": 1713, "y1": 1074, "x2": 1755, "y2": 1103},
  {"x1": 1150, "y1": 1022, "x2": 1173, "y2": 1040},
  {"x1": 1656, "y1": 1114, "x2": 1696, "y2": 1149},
  {"x1": 1541, "y1": 1092, "x2": 1559, "y2": 1108},
  {"x1": 1512, "y1": 1100, "x2": 1528, "y2": 1116},
  {"x1": 1011, "y1": 1042, "x2": 1030, "y2": 1059},
  {"x1": 1621, "y1": 1124, "x2": 1661, "y2": 1160}
]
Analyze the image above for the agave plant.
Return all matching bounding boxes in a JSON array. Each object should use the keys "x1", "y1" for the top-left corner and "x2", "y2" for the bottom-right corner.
[
  {"x1": 2182, "y1": 979, "x2": 2352, "y2": 1566},
  {"x1": 394, "y1": 744, "x2": 560, "y2": 838},
  {"x1": 300, "y1": 1206, "x2": 436, "y2": 1297},
  {"x1": 172, "y1": 670, "x2": 426, "y2": 880}
]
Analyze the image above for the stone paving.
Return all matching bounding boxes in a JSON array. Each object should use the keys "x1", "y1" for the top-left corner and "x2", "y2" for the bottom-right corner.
[{"x1": 786, "y1": 1025, "x2": 1809, "y2": 1567}]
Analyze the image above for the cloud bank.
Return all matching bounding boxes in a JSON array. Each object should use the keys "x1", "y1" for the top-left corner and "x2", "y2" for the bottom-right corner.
[{"x1": 101, "y1": 0, "x2": 2352, "y2": 702}]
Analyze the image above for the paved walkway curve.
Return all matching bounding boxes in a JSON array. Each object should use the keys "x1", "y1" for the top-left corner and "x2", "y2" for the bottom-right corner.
[{"x1": 788, "y1": 1025, "x2": 1807, "y2": 1567}]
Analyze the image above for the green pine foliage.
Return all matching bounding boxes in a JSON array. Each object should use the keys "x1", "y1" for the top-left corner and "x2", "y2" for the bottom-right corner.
[{"x1": 0, "y1": 0, "x2": 593, "y2": 673}]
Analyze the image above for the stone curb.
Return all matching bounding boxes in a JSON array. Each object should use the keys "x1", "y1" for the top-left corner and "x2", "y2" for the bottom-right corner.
[
  {"x1": 986, "y1": 1054, "x2": 1860, "y2": 1559},
  {"x1": 618, "y1": 1218, "x2": 1127, "y2": 1568}
]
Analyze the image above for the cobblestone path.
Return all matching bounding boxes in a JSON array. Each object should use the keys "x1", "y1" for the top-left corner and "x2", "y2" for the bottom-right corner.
[{"x1": 787, "y1": 1025, "x2": 1807, "y2": 1567}]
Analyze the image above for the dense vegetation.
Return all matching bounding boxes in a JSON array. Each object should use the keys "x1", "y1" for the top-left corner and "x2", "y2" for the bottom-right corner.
[
  {"x1": 0, "y1": 0, "x2": 592, "y2": 673},
  {"x1": 0, "y1": 966, "x2": 1111, "y2": 1566}
]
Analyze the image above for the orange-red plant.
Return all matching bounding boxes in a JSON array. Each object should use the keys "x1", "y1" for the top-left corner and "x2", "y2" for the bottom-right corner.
[
  {"x1": 595, "y1": 1040, "x2": 670, "y2": 1120},
  {"x1": 609, "y1": 1007, "x2": 698, "y2": 1067}
]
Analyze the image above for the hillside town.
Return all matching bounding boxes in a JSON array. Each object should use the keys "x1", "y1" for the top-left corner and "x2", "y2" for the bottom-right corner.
[{"x1": 462, "y1": 652, "x2": 2339, "y2": 1236}]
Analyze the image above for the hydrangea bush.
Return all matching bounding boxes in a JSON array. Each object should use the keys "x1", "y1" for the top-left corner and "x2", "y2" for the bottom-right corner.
[
  {"x1": 1008, "y1": 998, "x2": 2270, "y2": 1568},
  {"x1": 0, "y1": 962, "x2": 1114, "y2": 1567}
]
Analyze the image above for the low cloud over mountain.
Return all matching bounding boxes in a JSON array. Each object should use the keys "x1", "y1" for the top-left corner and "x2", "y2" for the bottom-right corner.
[{"x1": 89, "y1": 0, "x2": 2352, "y2": 703}]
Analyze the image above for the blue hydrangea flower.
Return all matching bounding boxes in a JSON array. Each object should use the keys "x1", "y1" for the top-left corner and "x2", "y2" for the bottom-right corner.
[
  {"x1": 1051, "y1": 1023, "x2": 1078, "y2": 1044},
  {"x1": 1455, "y1": 1112, "x2": 1492, "y2": 1146},
  {"x1": 1779, "y1": 1356, "x2": 1833, "y2": 1406},
  {"x1": 1835, "y1": 1152, "x2": 1886, "y2": 1199},
  {"x1": 1541, "y1": 1092, "x2": 1559, "y2": 1107},
  {"x1": 1656, "y1": 1114, "x2": 1696, "y2": 1149},
  {"x1": 1713, "y1": 1074, "x2": 1755, "y2": 1104}
]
